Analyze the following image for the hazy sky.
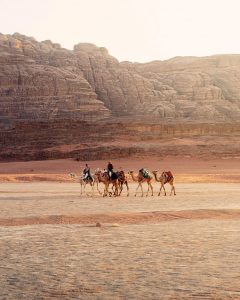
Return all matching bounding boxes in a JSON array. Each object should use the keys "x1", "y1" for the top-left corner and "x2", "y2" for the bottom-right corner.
[{"x1": 1, "y1": 0, "x2": 240, "y2": 62}]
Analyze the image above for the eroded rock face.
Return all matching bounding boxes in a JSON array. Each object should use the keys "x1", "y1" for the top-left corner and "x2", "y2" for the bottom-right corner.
[
  {"x1": 129, "y1": 55, "x2": 240, "y2": 121},
  {"x1": 1, "y1": 33, "x2": 240, "y2": 123},
  {"x1": 0, "y1": 33, "x2": 240, "y2": 122},
  {"x1": 73, "y1": 44, "x2": 240, "y2": 121},
  {"x1": 0, "y1": 33, "x2": 110, "y2": 123},
  {"x1": 1, "y1": 33, "x2": 240, "y2": 161}
]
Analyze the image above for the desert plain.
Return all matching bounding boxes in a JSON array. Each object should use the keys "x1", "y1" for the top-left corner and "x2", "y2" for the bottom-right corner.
[{"x1": 0, "y1": 156, "x2": 240, "y2": 299}]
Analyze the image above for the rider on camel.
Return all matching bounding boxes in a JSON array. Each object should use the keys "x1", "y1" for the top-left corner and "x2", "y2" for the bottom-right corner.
[
  {"x1": 83, "y1": 164, "x2": 92, "y2": 181},
  {"x1": 107, "y1": 161, "x2": 114, "y2": 180}
]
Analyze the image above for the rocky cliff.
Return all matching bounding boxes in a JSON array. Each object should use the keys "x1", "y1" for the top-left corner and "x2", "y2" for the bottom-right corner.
[
  {"x1": 0, "y1": 33, "x2": 110, "y2": 124},
  {"x1": 1, "y1": 33, "x2": 240, "y2": 123},
  {"x1": 0, "y1": 33, "x2": 240, "y2": 161},
  {"x1": 127, "y1": 55, "x2": 240, "y2": 120}
]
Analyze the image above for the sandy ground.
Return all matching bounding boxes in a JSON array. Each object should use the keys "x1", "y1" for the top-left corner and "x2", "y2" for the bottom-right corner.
[
  {"x1": 0, "y1": 182, "x2": 240, "y2": 299},
  {"x1": 0, "y1": 157, "x2": 240, "y2": 183}
]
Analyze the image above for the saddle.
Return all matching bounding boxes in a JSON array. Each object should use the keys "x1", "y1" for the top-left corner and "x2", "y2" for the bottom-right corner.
[
  {"x1": 110, "y1": 172, "x2": 118, "y2": 180},
  {"x1": 164, "y1": 171, "x2": 173, "y2": 184},
  {"x1": 84, "y1": 175, "x2": 93, "y2": 182},
  {"x1": 104, "y1": 170, "x2": 118, "y2": 181},
  {"x1": 139, "y1": 168, "x2": 151, "y2": 179}
]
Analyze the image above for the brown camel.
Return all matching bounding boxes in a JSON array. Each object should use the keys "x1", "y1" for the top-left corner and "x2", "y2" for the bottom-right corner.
[
  {"x1": 152, "y1": 171, "x2": 176, "y2": 196},
  {"x1": 128, "y1": 170, "x2": 153, "y2": 197},
  {"x1": 69, "y1": 173, "x2": 100, "y2": 196},
  {"x1": 116, "y1": 170, "x2": 129, "y2": 196},
  {"x1": 94, "y1": 169, "x2": 119, "y2": 197}
]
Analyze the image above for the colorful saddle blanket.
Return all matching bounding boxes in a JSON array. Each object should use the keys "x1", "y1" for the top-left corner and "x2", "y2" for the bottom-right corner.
[
  {"x1": 164, "y1": 171, "x2": 173, "y2": 183},
  {"x1": 139, "y1": 168, "x2": 151, "y2": 179}
]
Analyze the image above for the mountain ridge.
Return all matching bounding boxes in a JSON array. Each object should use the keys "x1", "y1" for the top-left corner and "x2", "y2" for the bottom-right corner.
[
  {"x1": 1, "y1": 33, "x2": 240, "y2": 161},
  {"x1": 1, "y1": 32, "x2": 240, "y2": 123}
]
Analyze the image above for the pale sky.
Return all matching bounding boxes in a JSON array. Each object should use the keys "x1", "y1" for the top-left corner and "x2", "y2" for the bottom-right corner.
[{"x1": 1, "y1": 0, "x2": 240, "y2": 62}]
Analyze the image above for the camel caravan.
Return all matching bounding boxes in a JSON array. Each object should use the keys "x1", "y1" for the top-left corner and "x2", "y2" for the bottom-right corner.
[{"x1": 70, "y1": 161, "x2": 176, "y2": 197}]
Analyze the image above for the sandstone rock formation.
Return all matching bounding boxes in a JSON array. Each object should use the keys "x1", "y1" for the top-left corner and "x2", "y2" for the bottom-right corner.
[
  {"x1": 1, "y1": 33, "x2": 240, "y2": 161},
  {"x1": 0, "y1": 33, "x2": 110, "y2": 125},
  {"x1": 129, "y1": 56, "x2": 240, "y2": 121},
  {"x1": 1, "y1": 33, "x2": 240, "y2": 124}
]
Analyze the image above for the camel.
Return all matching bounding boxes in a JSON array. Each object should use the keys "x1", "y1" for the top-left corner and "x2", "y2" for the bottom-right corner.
[
  {"x1": 128, "y1": 170, "x2": 153, "y2": 197},
  {"x1": 152, "y1": 171, "x2": 176, "y2": 196},
  {"x1": 116, "y1": 170, "x2": 129, "y2": 196},
  {"x1": 69, "y1": 173, "x2": 101, "y2": 196},
  {"x1": 94, "y1": 169, "x2": 119, "y2": 197}
]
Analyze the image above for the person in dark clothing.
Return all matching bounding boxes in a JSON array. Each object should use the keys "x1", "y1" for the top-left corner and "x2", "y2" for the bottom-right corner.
[
  {"x1": 83, "y1": 164, "x2": 91, "y2": 181},
  {"x1": 107, "y1": 161, "x2": 114, "y2": 180}
]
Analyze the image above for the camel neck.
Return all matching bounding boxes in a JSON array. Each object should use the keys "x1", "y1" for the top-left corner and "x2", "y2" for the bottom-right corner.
[
  {"x1": 130, "y1": 173, "x2": 139, "y2": 182},
  {"x1": 153, "y1": 172, "x2": 160, "y2": 182}
]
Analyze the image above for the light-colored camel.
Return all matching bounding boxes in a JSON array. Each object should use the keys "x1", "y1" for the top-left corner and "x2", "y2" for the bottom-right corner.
[
  {"x1": 94, "y1": 169, "x2": 119, "y2": 197},
  {"x1": 69, "y1": 173, "x2": 101, "y2": 196},
  {"x1": 128, "y1": 170, "x2": 153, "y2": 197},
  {"x1": 152, "y1": 171, "x2": 176, "y2": 196}
]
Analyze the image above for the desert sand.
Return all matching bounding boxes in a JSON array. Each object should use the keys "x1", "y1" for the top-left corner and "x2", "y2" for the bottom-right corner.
[
  {"x1": 0, "y1": 174, "x2": 240, "y2": 299},
  {"x1": 0, "y1": 156, "x2": 240, "y2": 183}
]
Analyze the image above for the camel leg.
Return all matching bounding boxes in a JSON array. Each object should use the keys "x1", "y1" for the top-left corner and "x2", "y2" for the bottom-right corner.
[
  {"x1": 120, "y1": 183, "x2": 124, "y2": 196},
  {"x1": 108, "y1": 183, "x2": 115, "y2": 196},
  {"x1": 120, "y1": 185, "x2": 124, "y2": 196},
  {"x1": 112, "y1": 183, "x2": 116, "y2": 196},
  {"x1": 107, "y1": 183, "x2": 111, "y2": 197},
  {"x1": 163, "y1": 184, "x2": 167, "y2": 196},
  {"x1": 96, "y1": 182, "x2": 102, "y2": 195},
  {"x1": 118, "y1": 183, "x2": 122, "y2": 196},
  {"x1": 150, "y1": 183, "x2": 153, "y2": 196},
  {"x1": 114, "y1": 184, "x2": 119, "y2": 197},
  {"x1": 170, "y1": 183, "x2": 173, "y2": 196},
  {"x1": 84, "y1": 183, "x2": 88, "y2": 196},
  {"x1": 135, "y1": 183, "x2": 141, "y2": 196},
  {"x1": 118, "y1": 183, "x2": 123, "y2": 196},
  {"x1": 110, "y1": 183, "x2": 119, "y2": 196},
  {"x1": 91, "y1": 182, "x2": 94, "y2": 197},
  {"x1": 80, "y1": 183, "x2": 83, "y2": 196},
  {"x1": 158, "y1": 184, "x2": 162, "y2": 196},
  {"x1": 146, "y1": 183, "x2": 150, "y2": 197},
  {"x1": 158, "y1": 183, "x2": 166, "y2": 196},
  {"x1": 172, "y1": 183, "x2": 176, "y2": 196},
  {"x1": 111, "y1": 184, "x2": 115, "y2": 194},
  {"x1": 103, "y1": 183, "x2": 109, "y2": 197},
  {"x1": 169, "y1": 180, "x2": 176, "y2": 196},
  {"x1": 140, "y1": 183, "x2": 144, "y2": 197},
  {"x1": 125, "y1": 182, "x2": 129, "y2": 197}
]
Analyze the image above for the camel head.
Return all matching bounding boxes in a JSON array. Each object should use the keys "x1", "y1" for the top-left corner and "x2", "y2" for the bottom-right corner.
[
  {"x1": 128, "y1": 171, "x2": 134, "y2": 174},
  {"x1": 152, "y1": 170, "x2": 158, "y2": 174},
  {"x1": 69, "y1": 173, "x2": 76, "y2": 178}
]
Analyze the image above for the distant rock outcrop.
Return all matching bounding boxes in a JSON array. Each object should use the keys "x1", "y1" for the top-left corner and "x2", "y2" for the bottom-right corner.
[
  {"x1": 1, "y1": 33, "x2": 240, "y2": 123},
  {"x1": 0, "y1": 33, "x2": 110, "y2": 124},
  {"x1": 1, "y1": 33, "x2": 240, "y2": 161},
  {"x1": 129, "y1": 55, "x2": 240, "y2": 120}
]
